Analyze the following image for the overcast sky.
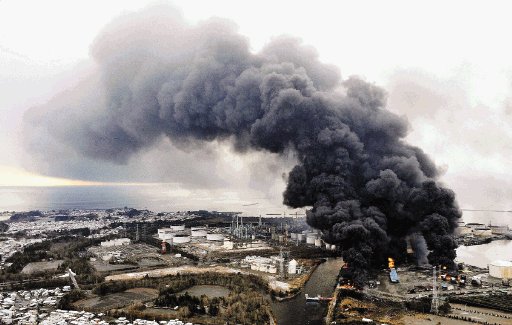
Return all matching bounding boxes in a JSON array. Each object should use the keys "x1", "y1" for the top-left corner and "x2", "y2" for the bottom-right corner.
[{"x1": 1, "y1": 0, "x2": 512, "y2": 219}]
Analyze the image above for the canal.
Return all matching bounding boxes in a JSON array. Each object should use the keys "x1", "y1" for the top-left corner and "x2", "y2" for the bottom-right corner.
[{"x1": 271, "y1": 258, "x2": 344, "y2": 325}]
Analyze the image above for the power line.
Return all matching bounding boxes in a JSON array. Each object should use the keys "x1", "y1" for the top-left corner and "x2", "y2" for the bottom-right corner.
[{"x1": 461, "y1": 209, "x2": 512, "y2": 213}]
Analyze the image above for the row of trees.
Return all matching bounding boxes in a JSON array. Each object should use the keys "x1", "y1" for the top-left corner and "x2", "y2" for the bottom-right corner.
[{"x1": 93, "y1": 272, "x2": 269, "y2": 296}]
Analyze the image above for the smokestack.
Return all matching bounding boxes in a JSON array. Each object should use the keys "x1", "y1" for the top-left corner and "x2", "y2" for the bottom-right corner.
[{"x1": 23, "y1": 5, "x2": 461, "y2": 286}]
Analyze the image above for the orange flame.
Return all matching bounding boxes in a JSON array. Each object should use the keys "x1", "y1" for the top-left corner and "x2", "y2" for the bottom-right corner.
[{"x1": 388, "y1": 257, "x2": 395, "y2": 269}]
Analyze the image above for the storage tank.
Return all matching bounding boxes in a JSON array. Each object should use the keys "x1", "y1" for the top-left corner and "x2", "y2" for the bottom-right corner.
[
  {"x1": 160, "y1": 233, "x2": 175, "y2": 240},
  {"x1": 473, "y1": 227, "x2": 492, "y2": 237},
  {"x1": 158, "y1": 228, "x2": 173, "y2": 238},
  {"x1": 489, "y1": 260, "x2": 512, "y2": 279},
  {"x1": 191, "y1": 226, "x2": 206, "y2": 231},
  {"x1": 297, "y1": 234, "x2": 304, "y2": 242},
  {"x1": 206, "y1": 233, "x2": 224, "y2": 241},
  {"x1": 172, "y1": 236, "x2": 191, "y2": 244},
  {"x1": 314, "y1": 238, "x2": 322, "y2": 247},
  {"x1": 290, "y1": 233, "x2": 298, "y2": 240},
  {"x1": 170, "y1": 225, "x2": 185, "y2": 231},
  {"x1": 306, "y1": 236, "x2": 315, "y2": 245},
  {"x1": 454, "y1": 226, "x2": 472, "y2": 237},
  {"x1": 191, "y1": 230, "x2": 207, "y2": 237}
]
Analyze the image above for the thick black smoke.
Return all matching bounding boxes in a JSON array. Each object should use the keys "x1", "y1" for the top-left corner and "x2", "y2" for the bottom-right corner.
[{"x1": 23, "y1": 5, "x2": 460, "y2": 285}]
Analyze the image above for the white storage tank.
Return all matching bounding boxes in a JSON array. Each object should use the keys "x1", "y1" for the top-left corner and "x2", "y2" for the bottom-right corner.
[
  {"x1": 172, "y1": 236, "x2": 191, "y2": 244},
  {"x1": 297, "y1": 234, "x2": 304, "y2": 242},
  {"x1": 454, "y1": 226, "x2": 472, "y2": 236},
  {"x1": 473, "y1": 227, "x2": 492, "y2": 237},
  {"x1": 206, "y1": 233, "x2": 224, "y2": 241},
  {"x1": 288, "y1": 259, "x2": 298, "y2": 274},
  {"x1": 191, "y1": 230, "x2": 207, "y2": 237},
  {"x1": 306, "y1": 235, "x2": 315, "y2": 245},
  {"x1": 290, "y1": 233, "x2": 298, "y2": 240},
  {"x1": 314, "y1": 238, "x2": 322, "y2": 247},
  {"x1": 170, "y1": 225, "x2": 185, "y2": 231},
  {"x1": 160, "y1": 233, "x2": 175, "y2": 240},
  {"x1": 489, "y1": 260, "x2": 512, "y2": 279}
]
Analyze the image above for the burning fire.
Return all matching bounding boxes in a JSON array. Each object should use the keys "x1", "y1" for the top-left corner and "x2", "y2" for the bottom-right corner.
[{"x1": 388, "y1": 257, "x2": 395, "y2": 269}]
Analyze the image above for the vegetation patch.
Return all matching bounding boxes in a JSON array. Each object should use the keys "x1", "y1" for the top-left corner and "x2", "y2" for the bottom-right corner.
[{"x1": 90, "y1": 272, "x2": 274, "y2": 324}]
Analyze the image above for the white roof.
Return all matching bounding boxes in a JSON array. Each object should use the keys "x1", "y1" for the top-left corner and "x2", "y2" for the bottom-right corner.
[{"x1": 489, "y1": 260, "x2": 512, "y2": 267}]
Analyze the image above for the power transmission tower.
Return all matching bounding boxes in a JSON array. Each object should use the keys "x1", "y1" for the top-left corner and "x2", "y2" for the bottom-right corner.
[
  {"x1": 142, "y1": 224, "x2": 147, "y2": 241},
  {"x1": 431, "y1": 266, "x2": 439, "y2": 314}
]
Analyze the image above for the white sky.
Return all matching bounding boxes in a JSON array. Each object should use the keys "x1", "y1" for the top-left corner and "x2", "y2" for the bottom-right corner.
[{"x1": 1, "y1": 0, "x2": 512, "y2": 217}]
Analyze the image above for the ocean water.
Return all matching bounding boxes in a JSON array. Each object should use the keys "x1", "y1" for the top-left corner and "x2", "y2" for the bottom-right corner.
[
  {"x1": 1, "y1": 186, "x2": 510, "y2": 227},
  {"x1": 0, "y1": 185, "x2": 285, "y2": 215},
  {"x1": 0, "y1": 186, "x2": 165, "y2": 212}
]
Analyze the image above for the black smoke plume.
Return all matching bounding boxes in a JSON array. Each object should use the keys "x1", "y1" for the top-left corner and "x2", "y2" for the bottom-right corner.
[{"x1": 23, "y1": 5, "x2": 461, "y2": 285}]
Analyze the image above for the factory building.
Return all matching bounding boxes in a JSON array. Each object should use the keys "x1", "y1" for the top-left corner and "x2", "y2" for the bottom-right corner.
[
  {"x1": 243, "y1": 255, "x2": 299, "y2": 275},
  {"x1": 489, "y1": 225, "x2": 509, "y2": 235},
  {"x1": 100, "y1": 238, "x2": 131, "y2": 247},
  {"x1": 489, "y1": 260, "x2": 512, "y2": 279}
]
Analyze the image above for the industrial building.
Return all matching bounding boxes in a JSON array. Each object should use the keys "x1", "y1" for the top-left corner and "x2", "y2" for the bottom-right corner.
[
  {"x1": 243, "y1": 255, "x2": 301, "y2": 275},
  {"x1": 100, "y1": 238, "x2": 131, "y2": 247}
]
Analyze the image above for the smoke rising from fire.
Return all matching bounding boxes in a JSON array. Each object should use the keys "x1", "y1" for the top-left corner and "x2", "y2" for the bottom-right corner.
[{"x1": 23, "y1": 5, "x2": 461, "y2": 284}]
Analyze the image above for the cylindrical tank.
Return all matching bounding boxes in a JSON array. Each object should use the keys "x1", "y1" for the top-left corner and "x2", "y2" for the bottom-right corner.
[
  {"x1": 206, "y1": 233, "x2": 224, "y2": 241},
  {"x1": 330, "y1": 244, "x2": 337, "y2": 251},
  {"x1": 172, "y1": 236, "x2": 191, "y2": 244},
  {"x1": 290, "y1": 233, "x2": 298, "y2": 240},
  {"x1": 297, "y1": 234, "x2": 304, "y2": 242},
  {"x1": 160, "y1": 233, "x2": 175, "y2": 240},
  {"x1": 158, "y1": 228, "x2": 173, "y2": 236},
  {"x1": 191, "y1": 230, "x2": 207, "y2": 237},
  {"x1": 170, "y1": 225, "x2": 185, "y2": 231},
  {"x1": 314, "y1": 238, "x2": 322, "y2": 247},
  {"x1": 191, "y1": 226, "x2": 206, "y2": 231},
  {"x1": 306, "y1": 236, "x2": 315, "y2": 245},
  {"x1": 489, "y1": 260, "x2": 512, "y2": 279},
  {"x1": 325, "y1": 243, "x2": 331, "y2": 250}
]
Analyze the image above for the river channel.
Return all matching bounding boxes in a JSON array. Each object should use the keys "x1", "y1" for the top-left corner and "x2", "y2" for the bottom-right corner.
[{"x1": 270, "y1": 258, "x2": 344, "y2": 325}]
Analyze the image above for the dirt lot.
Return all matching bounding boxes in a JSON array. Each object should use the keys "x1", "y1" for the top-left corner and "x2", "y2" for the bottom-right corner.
[
  {"x1": 21, "y1": 260, "x2": 64, "y2": 274},
  {"x1": 74, "y1": 288, "x2": 158, "y2": 311},
  {"x1": 91, "y1": 260, "x2": 138, "y2": 272}
]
